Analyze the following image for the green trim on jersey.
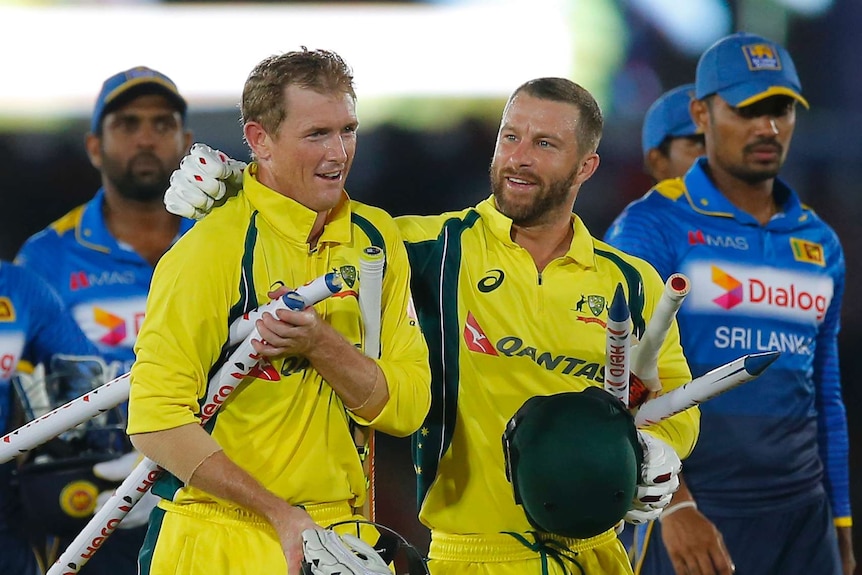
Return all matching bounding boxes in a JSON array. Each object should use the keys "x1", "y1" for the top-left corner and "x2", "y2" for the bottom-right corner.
[
  {"x1": 138, "y1": 504, "x2": 166, "y2": 574},
  {"x1": 594, "y1": 248, "x2": 646, "y2": 338},
  {"x1": 351, "y1": 212, "x2": 387, "y2": 255},
  {"x1": 407, "y1": 209, "x2": 482, "y2": 507}
]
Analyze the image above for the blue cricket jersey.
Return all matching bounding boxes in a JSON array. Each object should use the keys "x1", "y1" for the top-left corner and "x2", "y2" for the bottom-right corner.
[
  {"x1": 0, "y1": 261, "x2": 97, "y2": 521},
  {"x1": 604, "y1": 158, "x2": 850, "y2": 522},
  {"x1": 15, "y1": 188, "x2": 194, "y2": 376}
]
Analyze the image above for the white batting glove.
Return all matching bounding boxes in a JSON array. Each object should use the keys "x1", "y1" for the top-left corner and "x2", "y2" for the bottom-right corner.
[
  {"x1": 624, "y1": 431, "x2": 682, "y2": 524},
  {"x1": 301, "y1": 528, "x2": 391, "y2": 575},
  {"x1": 93, "y1": 450, "x2": 159, "y2": 529},
  {"x1": 165, "y1": 143, "x2": 246, "y2": 220}
]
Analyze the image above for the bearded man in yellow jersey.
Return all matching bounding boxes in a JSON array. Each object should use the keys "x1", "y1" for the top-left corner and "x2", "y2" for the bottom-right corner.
[
  {"x1": 163, "y1": 77, "x2": 699, "y2": 575},
  {"x1": 126, "y1": 48, "x2": 431, "y2": 575}
]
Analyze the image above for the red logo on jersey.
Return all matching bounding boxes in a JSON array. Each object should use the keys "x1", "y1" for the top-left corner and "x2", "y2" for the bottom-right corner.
[
  {"x1": 70, "y1": 272, "x2": 90, "y2": 291},
  {"x1": 247, "y1": 360, "x2": 280, "y2": 381},
  {"x1": 463, "y1": 312, "x2": 497, "y2": 355}
]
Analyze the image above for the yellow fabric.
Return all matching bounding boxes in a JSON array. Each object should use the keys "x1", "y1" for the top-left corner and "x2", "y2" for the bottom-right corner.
[
  {"x1": 144, "y1": 500, "x2": 360, "y2": 575},
  {"x1": 427, "y1": 530, "x2": 632, "y2": 575},
  {"x1": 129, "y1": 164, "x2": 431, "y2": 513},
  {"x1": 399, "y1": 196, "x2": 698, "y2": 541}
]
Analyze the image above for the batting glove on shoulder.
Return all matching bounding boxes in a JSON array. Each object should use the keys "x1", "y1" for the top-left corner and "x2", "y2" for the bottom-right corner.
[
  {"x1": 165, "y1": 143, "x2": 246, "y2": 220},
  {"x1": 624, "y1": 431, "x2": 682, "y2": 524},
  {"x1": 301, "y1": 528, "x2": 391, "y2": 575}
]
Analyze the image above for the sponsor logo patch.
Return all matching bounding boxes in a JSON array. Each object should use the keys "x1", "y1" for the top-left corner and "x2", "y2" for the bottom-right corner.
[
  {"x1": 463, "y1": 312, "x2": 497, "y2": 355},
  {"x1": 0, "y1": 297, "x2": 14, "y2": 321},
  {"x1": 790, "y1": 238, "x2": 825, "y2": 266},
  {"x1": 742, "y1": 43, "x2": 782, "y2": 71},
  {"x1": 60, "y1": 480, "x2": 99, "y2": 518}
]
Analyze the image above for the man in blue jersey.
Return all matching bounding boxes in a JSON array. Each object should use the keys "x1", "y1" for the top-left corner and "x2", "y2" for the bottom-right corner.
[
  {"x1": 641, "y1": 84, "x2": 704, "y2": 184},
  {"x1": 0, "y1": 262, "x2": 103, "y2": 574},
  {"x1": 619, "y1": 84, "x2": 705, "y2": 560},
  {"x1": 605, "y1": 32, "x2": 855, "y2": 575},
  {"x1": 15, "y1": 67, "x2": 193, "y2": 575}
]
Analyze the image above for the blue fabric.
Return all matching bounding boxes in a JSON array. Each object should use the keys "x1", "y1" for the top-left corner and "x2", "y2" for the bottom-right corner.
[
  {"x1": 16, "y1": 188, "x2": 194, "y2": 375},
  {"x1": 641, "y1": 84, "x2": 698, "y2": 154},
  {"x1": 637, "y1": 493, "x2": 840, "y2": 575}
]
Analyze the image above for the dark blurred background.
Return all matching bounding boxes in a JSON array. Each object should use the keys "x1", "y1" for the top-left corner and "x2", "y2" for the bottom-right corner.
[{"x1": 1, "y1": 0, "x2": 860, "y2": 567}]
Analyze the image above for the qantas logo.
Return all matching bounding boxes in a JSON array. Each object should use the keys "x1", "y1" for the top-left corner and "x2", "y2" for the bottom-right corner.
[
  {"x1": 461, "y1": 312, "x2": 606, "y2": 383},
  {"x1": 70, "y1": 271, "x2": 135, "y2": 291},
  {"x1": 688, "y1": 230, "x2": 749, "y2": 250},
  {"x1": 463, "y1": 312, "x2": 497, "y2": 355}
]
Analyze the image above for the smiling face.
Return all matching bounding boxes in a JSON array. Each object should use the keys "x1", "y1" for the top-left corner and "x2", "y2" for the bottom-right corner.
[
  {"x1": 692, "y1": 94, "x2": 796, "y2": 185},
  {"x1": 490, "y1": 92, "x2": 599, "y2": 227},
  {"x1": 246, "y1": 85, "x2": 358, "y2": 212}
]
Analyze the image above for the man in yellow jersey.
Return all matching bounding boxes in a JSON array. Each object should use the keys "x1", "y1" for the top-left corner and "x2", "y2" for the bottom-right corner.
[
  {"x1": 126, "y1": 48, "x2": 431, "y2": 575},
  {"x1": 163, "y1": 77, "x2": 699, "y2": 575},
  {"x1": 397, "y1": 78, "x2": 697, "y2": 575}
]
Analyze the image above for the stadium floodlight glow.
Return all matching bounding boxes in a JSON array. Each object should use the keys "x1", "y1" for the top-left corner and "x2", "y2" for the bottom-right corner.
[
  {"x1": 628, "y1": 0, "x2": 731, "y2": 56},
  {"x1": 0, "y1": 3, "x2": 577, "y2": 119}
]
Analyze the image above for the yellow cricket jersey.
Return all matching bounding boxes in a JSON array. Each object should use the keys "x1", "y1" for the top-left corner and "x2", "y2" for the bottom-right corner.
[
  {"x1": 128, "y1": 165, "x2": 431, "y2": 511},
  {"x1": 398, "y1": 197, "x2": 699, "y2": 536}
]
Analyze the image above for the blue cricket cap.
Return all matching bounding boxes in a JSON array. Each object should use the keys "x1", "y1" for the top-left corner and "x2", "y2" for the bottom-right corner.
[
  {"x1": 91, "y1": 66, "x2": 187, "y2": 134},
  {"x1": 641, "y1": 84, "x2": 698, "y2": 156},
  {"x1": 695, "y1": 32, "x2": 809, "y2": 109}
]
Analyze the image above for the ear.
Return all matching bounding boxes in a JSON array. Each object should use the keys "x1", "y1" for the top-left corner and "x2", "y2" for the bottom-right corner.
[
  {"x1": 645, "y1": 148, "x2": 669, "y2": 182},
  {"x1": 243, "y1": 121, "x2": 271, "y2": 161},
  {"x1": 575, "y1": 152, "x2": 600, "y2": 186},
  {"x1": 84, "y1": 133, "x2": 102, "y2": 170},
  {"x1": 690, "y1": 99, "x2": 709, "y2": 133}
]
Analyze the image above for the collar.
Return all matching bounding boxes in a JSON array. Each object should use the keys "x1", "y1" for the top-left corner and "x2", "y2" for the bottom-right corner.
[
  {"x1": 476, "y1": 196, "x2": 596, "y2": 269},
  {"x1": 682, "y1": 158, "x2": 807, "y2": 229},
  {"x1": 243, "y1": 164, "x2": 353, "y2": 247},
  {"x1": 77, "y1": 188, "x2": 194, "y2": 256}
]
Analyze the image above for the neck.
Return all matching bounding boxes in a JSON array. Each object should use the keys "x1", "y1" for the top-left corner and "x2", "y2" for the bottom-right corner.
[
  {"x1": 103, "y1": 187, "x2": 181, "y2": 266},
  {"x1": 706, "y1": 166, "x2": 779, "y2": 226},
  {"x1": 510, "y1": 215, "x2": 574, "y2": 273}
]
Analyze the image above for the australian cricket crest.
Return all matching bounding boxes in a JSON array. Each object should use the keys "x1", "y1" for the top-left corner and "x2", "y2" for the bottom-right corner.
[
  {"x1": 587, "y1": 295, "x2": 606, "y2": 316},
  {"x1": 340, "y1": 265, "x2": 357, "y2": 288}
]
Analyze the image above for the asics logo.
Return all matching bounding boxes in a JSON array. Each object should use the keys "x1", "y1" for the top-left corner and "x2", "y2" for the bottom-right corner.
[{"x1": 477, "y1": 270, "x2": 504, "y2": 293}]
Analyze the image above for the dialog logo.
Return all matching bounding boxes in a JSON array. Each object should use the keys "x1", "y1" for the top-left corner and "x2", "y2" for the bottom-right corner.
[{"x1": 712, "y1": 266, "x2": 743, "y2": 310}]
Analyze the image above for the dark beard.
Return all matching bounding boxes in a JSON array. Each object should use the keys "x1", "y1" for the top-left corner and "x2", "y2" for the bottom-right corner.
[
  {"x1": 490, "y1": 164, "x2": 578, "y2": 227},
  {"x1": 102, "y1": 152, "x2": 172, "y2": 203},
  {"x1": 727, "y1": 139, "x2": 785, "y2": 185}
]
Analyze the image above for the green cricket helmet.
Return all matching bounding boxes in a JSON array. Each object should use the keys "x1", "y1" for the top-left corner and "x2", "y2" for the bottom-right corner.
[{"x1": 502, "y1": 386, "x2": 643, "y2": 539}]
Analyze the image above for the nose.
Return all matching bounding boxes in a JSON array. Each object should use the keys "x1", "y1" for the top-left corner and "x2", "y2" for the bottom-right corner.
[
  {"x1": 505, "y1": 139, "x2": 533, "y2": 168},
  {"x1": 325, "y1": 134, "x2": 349, "y2": 163},
  {"x1": 754, "y1": 115, "x2": 779, "y2": 137}
]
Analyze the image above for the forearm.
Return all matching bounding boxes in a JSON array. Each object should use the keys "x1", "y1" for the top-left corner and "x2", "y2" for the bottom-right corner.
[
  {"x1": 131, "y1": 424, "x2": 296, "y2": 527},
  {"x1": 305, "y1": 324, "x2": 389, "y2": 420}
]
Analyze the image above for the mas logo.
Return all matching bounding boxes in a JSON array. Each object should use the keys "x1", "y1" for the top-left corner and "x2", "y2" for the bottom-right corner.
[
  {"x1": 790, "y1": 238, "x2": 825, "y2": 267},
  {"x1": 742, "y1": 43, "x2": 782, "y2": 71}
]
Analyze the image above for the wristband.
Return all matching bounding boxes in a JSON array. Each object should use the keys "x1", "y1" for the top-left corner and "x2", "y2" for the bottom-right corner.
[{"x1": 659, "y1": 500, "x2": 697, "y2": 522}]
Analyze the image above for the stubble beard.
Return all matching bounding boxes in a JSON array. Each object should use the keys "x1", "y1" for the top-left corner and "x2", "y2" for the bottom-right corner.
[{"x1": 490, "y1": 162, "x2": 578, "y2": 227}]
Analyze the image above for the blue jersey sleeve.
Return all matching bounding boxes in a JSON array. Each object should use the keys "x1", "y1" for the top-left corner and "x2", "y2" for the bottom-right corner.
[
  {"x1": 813, "y1": 242, "x2": 851, "y2": 522},
  {"x1": 603, "y1": 192, "x2": 679, "y2": 281}
]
